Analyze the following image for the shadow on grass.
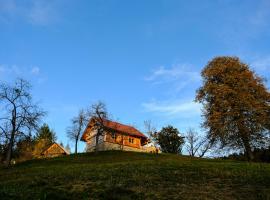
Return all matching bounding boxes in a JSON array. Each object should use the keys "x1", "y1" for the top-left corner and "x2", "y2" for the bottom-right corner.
[{"x1": 98, "y1": 186, "x2": 145, "y2": 200}]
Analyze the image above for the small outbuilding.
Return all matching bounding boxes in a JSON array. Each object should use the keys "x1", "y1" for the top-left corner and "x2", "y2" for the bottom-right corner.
[{"x1": 41, "y1": 143, "x2": 70, "y2": 158}]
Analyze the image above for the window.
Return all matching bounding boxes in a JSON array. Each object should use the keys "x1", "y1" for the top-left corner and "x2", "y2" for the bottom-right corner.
[
  {"x1": 112, "y1": 132, "x2": 116, "y2": 140},
  {"x1": 129, "y1": 138, "x2": 134, "y2": 144}
]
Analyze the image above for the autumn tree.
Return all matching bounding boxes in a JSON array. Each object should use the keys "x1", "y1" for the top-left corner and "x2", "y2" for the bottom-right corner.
[
  {"x1": 152, "y1": 125, "x2": 185, "y2": 154},
  {"x1": 14, "y1": 136, "x2": 35, "y2": 162},
  {"x1": 66, "y1": 109, "x2": 88, "y2": 154},
  {"x1": 0, "y1": 79, "x2": 45, "y2": 166},
  {"x1": 185, "y1": 128, "x2": 211, "y2": 157},
  {"x1": 33, "y1": 124, "x2": 56, "y2": 157},
  {"x1": 196, "y1": 56, "x2": 270, "y2": 161}
]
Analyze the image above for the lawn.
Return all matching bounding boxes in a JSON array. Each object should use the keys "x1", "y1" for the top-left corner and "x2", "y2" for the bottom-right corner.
[{"x1": 0, "y1": 151, "x2": 270, "y2": 200}]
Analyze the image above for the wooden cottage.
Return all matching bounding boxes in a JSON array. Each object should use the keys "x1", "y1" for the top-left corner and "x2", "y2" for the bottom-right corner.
[
  {"x1": 81, "y1": 118, "x2": 150, "y2": 152},
  {"x1": 41, "y1": 143, "x2": 70, "y2": 158}
]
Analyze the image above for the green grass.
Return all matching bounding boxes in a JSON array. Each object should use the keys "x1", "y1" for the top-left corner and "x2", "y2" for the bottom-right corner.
[{"x1": 0, "y1": 151, "x2": 270, "y2": 200}]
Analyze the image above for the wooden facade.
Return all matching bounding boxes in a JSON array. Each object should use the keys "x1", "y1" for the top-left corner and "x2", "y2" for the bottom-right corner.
[
  {"x1": 81, "y1": 118, "x2": 149, "y2": 152},
  {"x1": 104, "y1": 131, "x2": 142, "y2": 149},
  {"x1": 41, "y1": 143, "x2": 70, "y2": 158}
]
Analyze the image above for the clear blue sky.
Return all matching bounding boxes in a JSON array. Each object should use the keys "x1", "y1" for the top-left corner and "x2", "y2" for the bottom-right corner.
[{"x1": 0, "y1": 0, "x2": 270, "y2": 153}]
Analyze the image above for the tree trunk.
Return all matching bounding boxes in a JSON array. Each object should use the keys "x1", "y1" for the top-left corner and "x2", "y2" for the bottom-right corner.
[
  {"x1": 5, "y1": 131, "x2": 15, "y2": 167},
  {"x1": 5, "y1": 108, "x2": 17, "y2": 167},
  {"x1": 242, "y1": 137, "x2": 254, "y2": 161},
  {"x1": 191, "y1": 142, "x2": 194, "y2": 157},
  {"x1": 75, "y1": 139, "x2": 78, "y2": 154}
]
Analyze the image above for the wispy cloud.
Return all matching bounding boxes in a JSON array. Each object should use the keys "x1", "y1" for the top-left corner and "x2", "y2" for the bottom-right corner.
[
  {"x1": 142, "y1": 99, "x2": 201, "y2": 118},
  {"x1": 31, "y1": 66, "x2": 40, "y2": 76},
  {"x1": 28, "y1": 0, "x2": 56, "y2": 25},
  {"x1": 249, "y1": 56, "x2": 270, "y2": 87},
  {"x1": 0, "y1": 64, "x2": 21, "y2": 76},
  {"x1": 251, "y1": 56, "x2": 270, "y2": 72},
  {"x1": 145, "y1": 64, "x2": 201, "y2": 92},
  {"x1": 142, "y1": 64, "x2": 202, "y2": 120},
  {"x1": 0, "y1": 65, "x2": 46, "y2": 83},
  {"x1": 145, "y1": 64, "x2": 200, "y2": 82},
  {"x1": 0, "y1": 0, "x2": 59, "y2": 25}
]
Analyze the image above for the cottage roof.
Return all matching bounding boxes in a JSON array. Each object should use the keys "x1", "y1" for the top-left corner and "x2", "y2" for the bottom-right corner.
[
  {"x1": 81, "y1": 118, "x2": 147, "y2": 142},
  {"x1": 41, "y1": 142, "x2": 70, "y2": 155}
]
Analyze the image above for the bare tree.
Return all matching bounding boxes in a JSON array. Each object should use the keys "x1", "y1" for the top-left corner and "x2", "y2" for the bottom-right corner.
[
  {"x1": 88, "y1": 101, "x2": 108, "y2": 152},
  {"x1": 144, "y1": 120, "x2": 156, "y2": 137},
  {"x1": 0, "y1": 79, "x2": 45, "y2": 166},
  {"x1": 144, "y1": 120, "x2": 157, "y2": 145},
  {"x1": 185, "y1": 129, "x2": 200, "y2": 157},
  {"x1": 66, "y1": 109, "x2": 88, "y2": 154},
  {"x1": 185, "y1": 128, "x2": 211, "y2": 158}
]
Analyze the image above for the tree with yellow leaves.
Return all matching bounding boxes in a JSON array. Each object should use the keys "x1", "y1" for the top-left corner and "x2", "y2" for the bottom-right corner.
[{"x1": 196, "y1": 56, "x2": 270, "y2": 161}]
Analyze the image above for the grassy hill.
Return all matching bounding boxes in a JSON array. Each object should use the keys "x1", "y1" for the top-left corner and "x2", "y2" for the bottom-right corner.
[{"x1": 0, "y1": 151, "x2": 270, "y2": 200}]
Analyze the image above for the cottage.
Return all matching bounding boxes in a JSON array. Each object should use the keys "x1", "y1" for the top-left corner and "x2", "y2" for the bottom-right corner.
[
  {"x1": 41, "y1": 143, "x2": 70, "y2": 158},
  {"x1": 81, "y1": 118, "x2": 156, "y2": 152}
]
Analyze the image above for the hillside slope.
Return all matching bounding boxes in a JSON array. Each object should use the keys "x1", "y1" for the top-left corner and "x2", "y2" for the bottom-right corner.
[{"x1": 0, "y1": 151, "x2": 270, "y2": 200}]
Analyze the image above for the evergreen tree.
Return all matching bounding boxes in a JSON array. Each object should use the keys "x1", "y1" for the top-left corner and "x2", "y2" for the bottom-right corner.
[
  {"x1": 33, "y1": 124, "x2": 56, "y2": 157},
  {"x1": 35, "y1": 123, "x2": 56, "y2": 144}
]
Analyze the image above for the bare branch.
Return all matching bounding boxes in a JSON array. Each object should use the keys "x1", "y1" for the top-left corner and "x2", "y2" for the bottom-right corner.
[
  {"x1": 66, "y1": 109, "x2": 88, "y2": 154},
  {"x1": 0, "y1": 78, "x2": 45, "y2": 166},
  {"x1": 185, "y1": 128, "x2": 211, "y2": 157},
  {"x1": 87, "y1": 101, "x2": 109, "y2": 152}
]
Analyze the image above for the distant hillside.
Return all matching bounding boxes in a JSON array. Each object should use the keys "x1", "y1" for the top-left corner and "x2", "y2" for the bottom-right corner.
[{"x1": 0, "y1": 151, "x2": 270, "y2": 200}]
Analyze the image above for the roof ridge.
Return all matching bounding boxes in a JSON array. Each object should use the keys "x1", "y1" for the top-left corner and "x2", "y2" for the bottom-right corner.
[
  {"x1": 104, "y1": 118, "x2": 138, "y2": 130},
  {"x1": 104, "y1": 119, "x2": 144, "y2": 133},
  {"x1": 81, "y1": 117, "x2": 148, "y2": 142},
  {"x1": 42, "y1": 142, "x2": 70, "y2": 155}
]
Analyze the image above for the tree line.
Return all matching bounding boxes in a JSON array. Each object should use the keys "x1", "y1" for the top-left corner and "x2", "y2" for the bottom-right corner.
[{"x1": 0, "y1": 56, "x2": 269, "y2": 167}]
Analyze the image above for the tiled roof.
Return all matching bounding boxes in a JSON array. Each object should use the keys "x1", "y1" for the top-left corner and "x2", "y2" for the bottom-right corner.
[
  {"x1": 81, "y1": 118, "x2": 147, "y2": 141},
  {"x1": 102, "y1": 119, "x2": 147, "y2": 138}
]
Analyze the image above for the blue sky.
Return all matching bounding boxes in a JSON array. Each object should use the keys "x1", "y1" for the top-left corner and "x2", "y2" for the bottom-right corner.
[{"x1": 0, "y1": 0, "x2": 270, "y2": 153}]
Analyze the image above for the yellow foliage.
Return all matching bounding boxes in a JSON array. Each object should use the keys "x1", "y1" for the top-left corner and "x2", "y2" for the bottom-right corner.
[{"x1": 32, "y1": 139, "x2": 51, "y2": 158}]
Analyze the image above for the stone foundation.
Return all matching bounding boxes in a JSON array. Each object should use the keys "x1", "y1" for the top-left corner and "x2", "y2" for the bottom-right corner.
[{"x1": 87, "y1": 141, "x2": 149, "y2": 153}]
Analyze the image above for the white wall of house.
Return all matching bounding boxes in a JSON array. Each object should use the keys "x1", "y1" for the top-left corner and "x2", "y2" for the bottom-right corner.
[{"x1": 86, "y1": 130, "x2": 105, "y2": 152}]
